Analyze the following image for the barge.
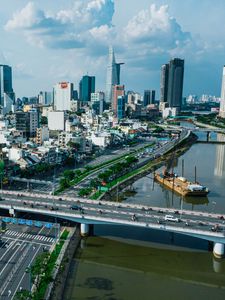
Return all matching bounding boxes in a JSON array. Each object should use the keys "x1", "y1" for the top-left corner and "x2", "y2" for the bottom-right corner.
[{"x1": 154, "y1": 172, "x2": 209, "y2": 197}]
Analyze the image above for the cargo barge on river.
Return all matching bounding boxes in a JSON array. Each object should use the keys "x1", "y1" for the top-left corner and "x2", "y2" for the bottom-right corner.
[{"x1": 154, "y1": 173, "x2": 209, "y2": 197}]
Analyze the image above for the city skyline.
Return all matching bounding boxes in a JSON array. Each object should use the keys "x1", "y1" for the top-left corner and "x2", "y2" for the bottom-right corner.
[{"x1": 1, "y1": 1, "x2": 225, "y2": 97}]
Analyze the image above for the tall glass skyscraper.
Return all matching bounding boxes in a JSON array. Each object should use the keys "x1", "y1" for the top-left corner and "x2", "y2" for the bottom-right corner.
[
  {"x1": 143, "y1": 90, "x2": 155, "y2": 106},
  {"x1": 160, "y1": 64, "x2": 169, "y2": 103},
  {"x1": 219, "y1": 66, "x2": 225, "y2": 118},
  {"x1": 167, "y1": 58, "x2": 184, "y2": 110},
  {"x1": 160, "y1": 59, "x2": 184, "y2": 111},
  {"x1": 79, "y1": 75, "x2": 95, "y2": 102},
  {"x1": 0, "y1": 64, "x2": 13, "y2": 105},
  {"x1": 105, "y1": 46, "x2": 124, "y2": 104}
]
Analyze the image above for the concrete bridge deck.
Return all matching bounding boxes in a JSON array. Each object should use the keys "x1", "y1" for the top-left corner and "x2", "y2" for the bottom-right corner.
[{"x1": 0, "y1": 190, "x2": 225, "y2": 257}]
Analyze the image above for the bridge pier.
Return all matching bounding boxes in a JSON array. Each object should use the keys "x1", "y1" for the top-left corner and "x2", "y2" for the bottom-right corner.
[
  {"x1": 80, "y1": 223, "x2": 90, "y2": 237},
  {"x1": 213, "y1": 243, "x2": 224, "y2": 259}
]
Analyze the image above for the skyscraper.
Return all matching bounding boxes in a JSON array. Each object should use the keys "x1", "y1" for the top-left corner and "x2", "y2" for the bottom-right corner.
[
  {"x1": 143, "y1": 90, "x2": 156, "y2": 106},
  {"x1": 79, "y1": 75, "x2": 95, "y2": 102},
  {"x1": 112, "y1": 85, "x2": 125, "y2": 116},
  {"x1": 117, "y1": 96, "x2": 126, "y2": 120},
  {"x1": 105, "y1": 46, "x2": 124, "y2": 103},
  {"x1": 0, "y1": 64, "x2": 14, "y2": 106},
  {"x1": 53, "y1": 82, "x2": 73, "y2": 111},
  {"x1": 167, "y1": 58, "x2": 184, "y2": 110},
  {"x1": 160, "y1": 64, "x2": 169, "y2": 103},
  {"x1": 219, "y1": 66, "x2": 225, "y2": 118}
]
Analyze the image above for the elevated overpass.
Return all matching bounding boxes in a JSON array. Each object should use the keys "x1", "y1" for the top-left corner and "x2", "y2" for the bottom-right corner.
[{"x1": 0, "y1": 190, "x2": 224, "y2": 258}]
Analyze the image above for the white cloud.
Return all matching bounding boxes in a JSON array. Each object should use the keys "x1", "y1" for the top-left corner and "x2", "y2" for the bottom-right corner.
[
  {"x1": 4, "y1": 1, "x2": 115, "y2": 49},
  {"x1": 123, "y1": 4, "x2": 191, "y2": 50}
]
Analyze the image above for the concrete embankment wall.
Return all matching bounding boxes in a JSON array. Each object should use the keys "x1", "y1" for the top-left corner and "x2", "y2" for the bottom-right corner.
[{"x1": 48, "y1": 227, "x2": 81, "y2": 300}]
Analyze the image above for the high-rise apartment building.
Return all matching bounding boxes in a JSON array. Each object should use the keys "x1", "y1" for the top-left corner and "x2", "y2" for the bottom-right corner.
[
  {"x1": 117, "y1": 96, "x2": 126, "y2": 120},
  {"x1": 143, "y1": 90, "x2": 155, "y2": 106},
  {"x1": 160, "y1": 64, "x2": 169, "y2": 103},
  {"x1": 167, "y1": 58, "x2": 184, "y2": 110},
  {"x1": 160, "y1": 59, "x2": 184, "y2": 111},
  {"x1": 38, "y1": 91, "x2": 53, "y2": 105},
  {"x1": 0, "y1": 64, "x2": 14, "y2": 107},
  {"x1": 105, "y1": 47, "x2": 124, "y2": 103},
  {"x1": 16, "y1": 109, "x2": 39, "y2": 138},
  {"x1": 79, "y1": 75, "x2": 95, "y2": 102},
  {"x1": 112, "y1": 85, "x2": 125, "y2": 116},
  {"x1": 219, "y1": 66, "x2": 225, "y2": 118},
  {"x1": 91, "y1": 91, "x2": 104, "y2": 103},
  {"x1": 53, "y1": 82, "x2": 73, "y2": 111}
]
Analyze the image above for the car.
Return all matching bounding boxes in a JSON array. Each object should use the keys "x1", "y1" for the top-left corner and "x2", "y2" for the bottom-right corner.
[
  {"x1": 219, "y1": 215, "x2": 225, "y2": 220},
  {"x1": 211, "y1": 224, "x2": 220, "y2": 232},
  {"x1": 157, "y1": 219, "x2": 162, "y2": 224},
  {"x1": 70, "y1": 205, "x2": 81, "y2": 210},
  {"x1": 164, "y1": 215, "x2": 180, "y2": 222},
  {"x1": 158, "y1": 210, "x2": 164, "y2": 214},
  {"x1": 174, "y1": 210, "x2": 180, "y2": 215},
  {"x1": 198, "y1": 221, "x2": 204, "y2": 226}
]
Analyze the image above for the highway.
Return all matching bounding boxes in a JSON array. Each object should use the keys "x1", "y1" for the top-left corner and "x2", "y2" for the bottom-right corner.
[
  {"x1": 0, "y1": 191, "x2": 225, "y2": 241},
  {"x1": 0, "y1": 223, "x2": 57, "y2": 299},
  {"x1": 61, "y1": 130, "x2": 189, "y2": 198}
]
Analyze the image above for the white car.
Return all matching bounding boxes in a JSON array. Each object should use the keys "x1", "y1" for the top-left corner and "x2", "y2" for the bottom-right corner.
[{"x1": 164, "y1": 215, "x2": 180, "y2": 222}]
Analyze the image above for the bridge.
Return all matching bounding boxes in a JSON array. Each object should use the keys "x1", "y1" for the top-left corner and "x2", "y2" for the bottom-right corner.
[{"x1": 0, "y1": 190, "x2": 224, "y2": 259}]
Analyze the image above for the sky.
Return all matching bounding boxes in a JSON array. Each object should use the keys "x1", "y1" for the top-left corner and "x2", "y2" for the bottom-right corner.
[{"x1": 0, "y1": 0, "x2": 225, "y2": 98}]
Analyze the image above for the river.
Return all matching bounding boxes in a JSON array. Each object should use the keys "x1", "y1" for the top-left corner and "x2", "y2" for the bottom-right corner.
[{"x1": 64, "y1": 133, "x2": 225, "y2": 300}]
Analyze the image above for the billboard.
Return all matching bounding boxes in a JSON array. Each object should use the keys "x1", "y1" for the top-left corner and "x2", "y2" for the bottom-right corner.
[{"x1": 60, "y1": 82, "x2": 68, "y2": 89}]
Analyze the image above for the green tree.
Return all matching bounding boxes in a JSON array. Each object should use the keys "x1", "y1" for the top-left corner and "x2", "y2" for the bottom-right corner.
[
  {"x1": 74, "y1": 169, "x2": 82, "y2": 177},
  {"x1": 14, "y1": 290, "x2": 32, "y2": 300},
  {"x1": 59, "y1": 177, "x2": 70, "y2": 189},
  {"x1": 63, "y1": 170, "x2": 75, "y2": 181}
]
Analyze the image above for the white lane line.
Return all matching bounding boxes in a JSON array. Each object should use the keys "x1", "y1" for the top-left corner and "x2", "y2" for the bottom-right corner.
[
  {"x1": 0, "y1": 241, "x2": 27, "y2": 277},
  {"x1": 10, "y1": 245, "x2": 42, "y2": 300},
  {"x1": 0, "y1": 234, "x2": 23, "y2": 261}
]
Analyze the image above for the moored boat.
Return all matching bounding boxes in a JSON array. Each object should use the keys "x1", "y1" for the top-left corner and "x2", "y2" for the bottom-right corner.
[{"x1": 154, "y1": 172, "x2": 209, "y2": 196}]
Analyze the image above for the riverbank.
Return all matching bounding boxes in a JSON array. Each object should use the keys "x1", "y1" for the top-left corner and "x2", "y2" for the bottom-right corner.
[
  {"x1": 49, "y1": 226, "x2": 81, "y2": 300},
  {"x1": 102, "y1": 132, "x2": 197, "y2": 201}
]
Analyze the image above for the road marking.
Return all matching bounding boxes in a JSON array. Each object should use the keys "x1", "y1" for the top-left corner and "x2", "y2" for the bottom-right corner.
[
  {"x1": 10, "y1": 244, "x2": 42, "y2": 300},
  {"x1": 0, "y1": 241, "x2": 27, "y2": 278},
  {"x1": 0, "y1": 233, "x2": 23, "y2": 261}
]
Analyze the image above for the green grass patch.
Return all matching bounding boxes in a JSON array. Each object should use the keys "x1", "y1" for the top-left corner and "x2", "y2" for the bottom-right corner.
[{"x1": 31, "y1": 229, "x2": 69, "y2": 300}]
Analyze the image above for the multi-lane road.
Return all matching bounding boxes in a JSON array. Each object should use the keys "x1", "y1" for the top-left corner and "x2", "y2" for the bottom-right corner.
[
  {"x1": 0, "y1": 222, "x2": 57, "y2": 299},
  {"x1": 1, "y1": 191, "x2": 225, "y2": 239}
]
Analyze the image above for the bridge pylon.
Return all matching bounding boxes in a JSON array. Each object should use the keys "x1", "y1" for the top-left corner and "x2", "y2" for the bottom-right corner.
[
  {"x1": 213, "y1": 243, "x2": 224, "y2": 259},
  {"x1": 80, "y1": 223, "x2": 90, "y2": 237}
]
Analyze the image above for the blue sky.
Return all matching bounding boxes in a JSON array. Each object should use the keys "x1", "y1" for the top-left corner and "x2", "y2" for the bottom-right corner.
[{"x1": 0, "y1": 0, "x2": 225, "y2": 98}]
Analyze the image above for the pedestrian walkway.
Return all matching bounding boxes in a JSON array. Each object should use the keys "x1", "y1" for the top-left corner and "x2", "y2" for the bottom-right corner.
[{"x1": 5, "y1": 230, "x2": 55, "y2": 243}]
